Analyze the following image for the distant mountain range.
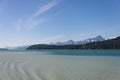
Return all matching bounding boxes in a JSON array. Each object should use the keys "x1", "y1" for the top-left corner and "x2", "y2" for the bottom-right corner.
[
  {"x1": 0, "y1": 48, "x2": 9, "y2": 50},
  {"x1": 6, "y1": 45, "x2": 29, "y2": 50},
  {"x1": 3, "y1": 35, "x2": 120, "y2": 50},
  {"x1": 50, "y1": 35, "x2": 105, "y2": 45},
  {"x1": 27, "y1": 36, "x2": 120, "y2": 50},
  {"x1": 5, "y1": 35, "x2": 105, "y2": 50}
]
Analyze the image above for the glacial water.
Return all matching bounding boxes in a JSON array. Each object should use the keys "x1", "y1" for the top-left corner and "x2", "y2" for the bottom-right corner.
[
  {"x1": 4, "y1": 50, "x2": 119, "y2": 56},
  {"x1": 0, "y1": 50, "x2": 120, "y2": 80}
]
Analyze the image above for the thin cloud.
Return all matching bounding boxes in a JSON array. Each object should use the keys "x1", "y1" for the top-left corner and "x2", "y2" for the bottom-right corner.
[
  {"x1": 15, "y1": 19, "x2": 22, "y2": 31},
  {"x1": 40, "y1": 35, "x2": 64, "y2": 43},
  {"x1": 25, "y1": 18, "x2": 46, "y2": 30},
  {"x1": 15, "y1": 1, "x2": 59, "y2": 31},
  {"x1": 15, "y1": 18, "x2": 46, "y2": 31},
  {"x1": 33, "y1": 1, "x2": 58, "y2": 18}
]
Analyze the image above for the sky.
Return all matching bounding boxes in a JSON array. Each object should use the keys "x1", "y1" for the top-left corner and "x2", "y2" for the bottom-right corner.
[{"x1": 0, "y1": 0, "x2": 120, "y2": 47}]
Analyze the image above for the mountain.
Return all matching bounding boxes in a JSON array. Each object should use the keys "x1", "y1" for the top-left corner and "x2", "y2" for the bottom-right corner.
[
  {"x1": 52, "y1": 35, "x2": 105, "y2": 45},
  {"x1": 65, "y1": 40, "x2": 75, "y2": 45},
  {"x1": 0, "y1": 48, "x2": 9, "y2": 50},
  {"x1": 27, "y1": 36, "x2": 120, "y2": 50},
  {"x1": 76, "y1": 35, "x2": 105, "y2": 44},
  {"x1": 81, "y1": 36, "x2": 120, "y2": 49},
  {"x1": 7, "y1": 45, "x2": 29, "y2": 50}
]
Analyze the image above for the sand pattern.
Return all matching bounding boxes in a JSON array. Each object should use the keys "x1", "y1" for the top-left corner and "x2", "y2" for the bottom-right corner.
[{"x1": 0, "y1": 52, "x2": 120, "y2": 80}]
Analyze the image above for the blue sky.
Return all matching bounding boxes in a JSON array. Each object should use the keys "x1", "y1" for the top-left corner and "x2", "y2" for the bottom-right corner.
[{"x1": 0, "y1": 0, "x2": 120, "y2": 47}]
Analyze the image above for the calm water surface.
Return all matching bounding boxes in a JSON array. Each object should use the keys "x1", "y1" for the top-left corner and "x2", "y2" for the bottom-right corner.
[{"x1": 1, "y1": 50, "x2": 120, "y2": 56}]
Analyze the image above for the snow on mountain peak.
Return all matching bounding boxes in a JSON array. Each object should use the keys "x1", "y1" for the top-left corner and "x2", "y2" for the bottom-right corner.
[{"x1": 50, "y1": 35, "x2": 105, "y2": 45}]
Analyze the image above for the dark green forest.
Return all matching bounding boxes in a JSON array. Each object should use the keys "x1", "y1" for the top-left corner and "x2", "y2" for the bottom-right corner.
[{"x1": 27, "y1": 36, "x2": 120, "y2": 50}]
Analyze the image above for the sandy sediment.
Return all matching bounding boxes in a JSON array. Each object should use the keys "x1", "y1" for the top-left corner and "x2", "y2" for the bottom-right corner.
[{"x1": 0, "y1": 52, "x2": 120, "y2": 80}]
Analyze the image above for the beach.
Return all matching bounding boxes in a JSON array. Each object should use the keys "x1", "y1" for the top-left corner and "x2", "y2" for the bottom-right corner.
[{"x1": 0, "y1": 51, "x2": 120, "y2": 80}]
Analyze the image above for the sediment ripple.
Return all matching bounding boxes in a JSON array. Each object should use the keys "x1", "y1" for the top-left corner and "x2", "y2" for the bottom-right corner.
[{"x1": 0, "y1": 52, "x2": 120, "y2": 80}]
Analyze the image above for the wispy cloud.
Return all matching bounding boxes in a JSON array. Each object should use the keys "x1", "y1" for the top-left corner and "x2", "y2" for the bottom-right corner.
[
  {"x1": 33, "y1": 1, "x2": 58, "y2": 18},
  {"x1": 39, "y1": 35, "x2": 64, "y2": 43},
  {"x1": 26, "y1": 18, "x2": 46, "y2": 30},
  {"x1": 15, "y1": 0, "x2": 59, "y2": 31}
]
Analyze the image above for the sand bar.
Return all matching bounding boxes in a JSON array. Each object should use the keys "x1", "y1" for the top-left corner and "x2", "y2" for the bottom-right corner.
[{"x1": 0, "y1": 52, "x2": 120, "y2": 80}]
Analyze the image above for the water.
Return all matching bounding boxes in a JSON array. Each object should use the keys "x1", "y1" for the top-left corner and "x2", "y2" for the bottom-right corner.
[
  {"x1": 2, "y1": 50, "x2": 119, "y2": 56},
  {"x1": 0, "y1": 50, "x2": 120, "y2": 80},
  {"x1": 39, "y1": 50, "x2": 120, "y2": 56}
]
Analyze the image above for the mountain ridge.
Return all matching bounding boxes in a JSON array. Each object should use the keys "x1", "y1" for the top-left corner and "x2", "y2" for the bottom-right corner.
[
  {"x1": 27, "y1": 36, "x2": 120, "y2": 50},
  {"x1": 50, "y1": 35, "x2": 105, "y2": 45},
  {"x1": 6, "y1": 45, "x2": 29, "y2": 50}
]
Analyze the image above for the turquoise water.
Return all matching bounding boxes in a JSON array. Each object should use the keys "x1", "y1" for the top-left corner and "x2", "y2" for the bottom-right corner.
[
  {"x1": 39, "y1": 50, "x2": 120, "y2": 56},
  {"x1": 1, "y1": 50, "x2": 120, "y2": 56}
]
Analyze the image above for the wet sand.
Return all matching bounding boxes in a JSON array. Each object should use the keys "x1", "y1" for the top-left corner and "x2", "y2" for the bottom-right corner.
[{"x1": 0, "y1": 52, "x2": 120, "y2": 80}]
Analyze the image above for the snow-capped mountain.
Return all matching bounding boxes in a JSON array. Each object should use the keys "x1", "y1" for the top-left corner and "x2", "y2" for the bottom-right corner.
[
  {"x1": 65, "y1": 40, "x2": 75, "y2": 45},
  {"x1": 76, "y1": 35, "x2": 105, "y2": 45},
  {"x1": 107, "y1": 36, "x2": 118, "y2": 40},
  {"x1": 51, "y1": 35, "x2": 105, "y2": 45}
]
